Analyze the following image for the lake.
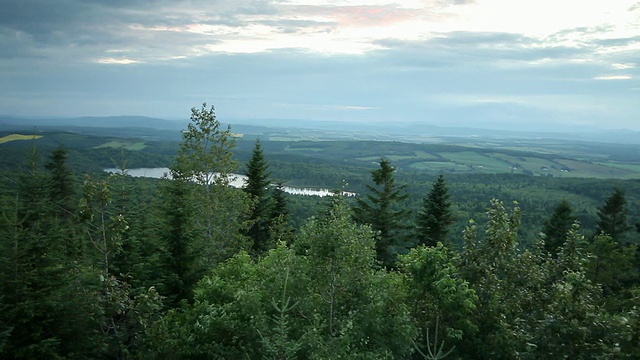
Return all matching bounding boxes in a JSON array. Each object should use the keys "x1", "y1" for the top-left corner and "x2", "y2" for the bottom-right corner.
[{"x1": 104, "y1": 168, "x2": 355, "y2": 197}]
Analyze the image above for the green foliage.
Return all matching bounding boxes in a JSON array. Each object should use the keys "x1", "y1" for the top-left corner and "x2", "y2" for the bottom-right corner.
[
  {"x1": 400, "y1": 243, "x2": 477, "y2": 357},
  {"x1": 556, "y1": 222, "x2": 588, "y2": 275},
  {"x1": 295, "y1": 196, "x2": 415, "y2": 359},
  {"x1": 266, "y1": 181, "x2": 295, "y2": 250},
  {"x1": 458, "y1": 199, "x2": 525, "y2": 358},
  {"x1": 1, "y1": 149, "x2": 97, "y2": 358},
  {"x1": 155, "y1": 173, "x2": 200, "y2": 305},
  {"x1": 244, "y1": 139, "x2": 274, "y2": 255},
  {"x1": 542, "y1": 198, "x2": 576, "y2": 257},
  {"x1": 586, "y1": 233, "x2": 636, "y2": 301},
  {"x1": 174, "y1": 103, "x2": 250, "y2": 266},
  {"x1": 4, "y1": 115, "x2": 640, "y2": 359},
  {"x1": 413, "y1": 318, "x2": 456, "y2": 360},
  {"x1": 416, "y1": 174, "x2": 454, "y2": 247},
  {"x1": 354, "y1": 158, "x2": 410, "y2": 268},
  {"x1": 178, "y1": 103, "x2": 237, "y2": 188},
  {"x1": 96, "y1": 275, "x2": 164, "y2": 358},
  {"x1": 44, "y1": 146, "x2": 75, "y2": 216},
  {"x1": 79, "y1": 174, "x2": 129, "y2": 275},
  {"x1": 258, "y1": 269, "x2": 304, "y2": 360},
  {"x1": 597, "y1": 187, "x2": 631, "y2": 243},
  {"x1": 148, "y1": 198, "x2": 415, "y2": 359}
]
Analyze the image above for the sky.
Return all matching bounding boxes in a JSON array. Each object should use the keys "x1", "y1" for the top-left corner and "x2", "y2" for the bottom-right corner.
[{"x1": 1, "y1": 0, "x2": 639, "y2": 131}]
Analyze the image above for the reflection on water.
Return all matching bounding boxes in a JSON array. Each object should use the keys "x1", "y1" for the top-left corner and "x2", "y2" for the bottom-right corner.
[{"x1": 104, "y1": 168, "x2": 355, "y2": 198}]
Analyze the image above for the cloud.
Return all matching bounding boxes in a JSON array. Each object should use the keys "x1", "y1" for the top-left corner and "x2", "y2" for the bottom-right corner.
[
  {"x1": 612, "y1": 63, "x2": 635, "y2": 69},
  {"x1": 286, "y1": 4, "x2": 417, "y2": 27},
  {"x1": 0, "y1": 0, "x2": 639, "y2": 130},
  {"x1": 276, "y1": 103, "x2": 374, "y2": 111},
  {"x1": 95, "y1": 57, "x2": 141, "y2": 64},
  {"x1": 594, "y1": 75, "x2": 633, "y2": 80}
]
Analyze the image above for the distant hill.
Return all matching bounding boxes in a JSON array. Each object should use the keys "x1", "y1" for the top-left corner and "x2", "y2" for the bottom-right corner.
[
  {"x1": 0, "y1": 116, "x2": 187, "y2": 131},
  {"x1": 2, "y1": 115, "x2": 640, "y2": 145}
]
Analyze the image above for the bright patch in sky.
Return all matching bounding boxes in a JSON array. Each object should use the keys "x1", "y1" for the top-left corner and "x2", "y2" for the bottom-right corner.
[
  {"x1": 594, "y1": 75, "x2": 633, "y2": 80},
  {"x1": 95, "y1": 58, "x2": 141, "y2": 65}
]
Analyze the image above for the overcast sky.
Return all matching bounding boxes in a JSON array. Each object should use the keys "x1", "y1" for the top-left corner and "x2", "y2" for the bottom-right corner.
[{"x1": 1, "y1": 0, "x2": 639, "y2": 130}]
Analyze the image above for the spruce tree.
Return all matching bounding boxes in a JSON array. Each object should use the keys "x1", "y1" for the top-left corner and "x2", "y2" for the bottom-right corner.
[
  {"x1": 243, "y1": 139, "x2": 273, "y2": 255},
  {"x1": 270, "y1": 181, "x2": 290, "y2": 224},
  {"x1": 542, "y1": 198, "x2": 576, "y2": 257},
  {"x1": 0, "y1": 146, "x2": 97, "y2": 358},
  {"x1": 44, "y1": 146, "x2": 74, "y2": 217},
  {"x1": 416, "y1": 174, "x2": 454, "y2": 247},
  {"x1": 596, "y1": 187, "x2": 630, "y2": 243},
  {"x1": 267, "y1": 181, "x2": 294, "y2": 244},
  {"x1": 353, "y1": 158, "x2": 409, "y2": 268}
]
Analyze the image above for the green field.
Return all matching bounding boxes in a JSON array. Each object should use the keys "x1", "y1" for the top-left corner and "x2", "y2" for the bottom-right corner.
[
  {"x1": 553, "y1": 159, "x2": 636, "y2": 179},
  {"x1": 0, "y1": 134, "x2": 43, "y2": 144},
  {"x1": 95, "y1": 140, "x2": 146, "y2": 150},
  {"x1": 409, "y1": 161, "x2": 470, "y2": 172},
  {"x1": 439, "y1": 151, "x2": 511, "y2": 172},
  {"x1": 284, "y1": 145, "x2": 325, "y2": 152}
]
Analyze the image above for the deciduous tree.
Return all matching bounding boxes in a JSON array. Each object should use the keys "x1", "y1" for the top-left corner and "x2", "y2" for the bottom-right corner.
[{"x1": 174, "y1": 103, "x2": 250, "y2": 266}]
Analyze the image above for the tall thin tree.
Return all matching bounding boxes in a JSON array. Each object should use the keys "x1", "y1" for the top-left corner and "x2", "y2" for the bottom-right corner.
[
  {"x1": 542, "y1": 199, "x2": 576, "y2": 257},
  {"x1": 596, "y1": 187, "x2": 630, "y2": 243},
  {"x1": 243, "y1": 139, "x2": 272, "y2": 255},
  {"x1": 416, "y1": 174, "x2": 454, "y2": 247},
  {"x1": 174, "y1": 103, "x2": 250, "y2": 265},
  {"x1": 353, "y1": 158, "x2": 409, "y2": 268}
]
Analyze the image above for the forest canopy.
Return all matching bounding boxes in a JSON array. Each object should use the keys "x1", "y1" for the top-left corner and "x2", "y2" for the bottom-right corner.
[{"x1": 0, "y1": 104, "x2": 639, "y2": 359}]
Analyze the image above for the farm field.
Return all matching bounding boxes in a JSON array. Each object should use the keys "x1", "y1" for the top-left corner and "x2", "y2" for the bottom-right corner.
[
  {"x1": 95, "y1": 140, "x2": 147, "y2": 150},
  {"x1": 2, "y1": 126, "x2": 640, "y2": 180},
  {"x1": 0, "y1": 134, "x2": 43, "y2": 144}
]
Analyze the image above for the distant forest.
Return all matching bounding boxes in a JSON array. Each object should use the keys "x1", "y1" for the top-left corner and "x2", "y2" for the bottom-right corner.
[{"x1": 0, "y1": 105, "x2": 639, "y2": 358}]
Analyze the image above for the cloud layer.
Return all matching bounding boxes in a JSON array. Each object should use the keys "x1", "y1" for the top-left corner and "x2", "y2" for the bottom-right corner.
[{"x1": 1, "y1": 0, "x2": 638, "y2": 130}]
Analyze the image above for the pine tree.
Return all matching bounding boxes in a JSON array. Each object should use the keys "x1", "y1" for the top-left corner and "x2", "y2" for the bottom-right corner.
[
  {"x1": 243, "y1": 139, "x2": 273, "y2": 255},
  {"x1": 416, "y1": 174, "x2": 454, "y2": 247},
  {"x1": 542, "y1": 199, "x2": 576, "y2": 257},
  {"x1": 596, "y1": 187, "x2": 630, "y2": 243},
  {"x1": 353, "y1": 158, "x2": 409, "y2": 268}
]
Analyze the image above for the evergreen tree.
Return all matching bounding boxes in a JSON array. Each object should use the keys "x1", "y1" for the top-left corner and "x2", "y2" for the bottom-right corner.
[
  {"x1": 416, "y1": 174, "x2": 454, "y2": 247},
  {"x1": 0, "y1": 147, "x2": 97, "y2": 358},
  {"x1": 17, "y1": 144, "x2": 49, "y2": 227},
  {"x1": 596, "y1": 187, "x2": 631, "y2": 243},
  {"x1": 156, "y1": 164, "x2": 199, "y2": 305},
  {"x1": 270, "y1": 181, "x2": 290, "y2": 224},
  {"x1": 267, "y1": 181, "x2": 294, "y2": 245},
  {"x1": 353, "y1": 158, "x2": 409, "y2": 268},
  {"x1": 44, "y1": 146, "x2": 75, "y2": 217},
  {"x1": 243, "y1": 139, "x2": 273, "y2": 255},
  {"x1": 586, "y1": 233, "x2": 635, "y2": 299},
  {"x1": 542, "y1": 198, "x2": 576, "y2": 257}
]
